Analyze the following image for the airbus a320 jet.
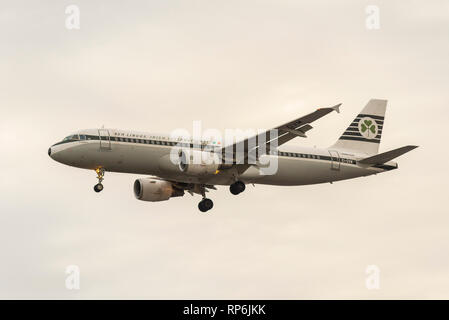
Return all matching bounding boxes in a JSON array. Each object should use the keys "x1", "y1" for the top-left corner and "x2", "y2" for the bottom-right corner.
[{"x1": 48, "y1": 99, "x2": 417, "y2": 212}]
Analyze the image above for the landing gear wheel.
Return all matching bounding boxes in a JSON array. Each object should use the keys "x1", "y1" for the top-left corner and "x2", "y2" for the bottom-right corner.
[
  {"x1": 230, "y1": 181, "x2": 245, "y2": 195},
  {"x1": 94, "y1": 167, "x2": 105, "y2": 193},
  {"x1": 198, "y1": 198, "x2": 214, "y2": 212},
  {"x1": 94, "y1": 183, "x2": 104, "y2": 193}
]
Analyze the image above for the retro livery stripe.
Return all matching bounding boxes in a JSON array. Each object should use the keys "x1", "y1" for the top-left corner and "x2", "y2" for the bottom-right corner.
[
  {"x1": 338, "y1": 136, "x2": 381, "y2": 143},
  {"x1": 52, "y1": 134, "x2": 397, "y2": 170},
  {"x1": 357, "y1": 114, "x2": 385, "y2": 120}
]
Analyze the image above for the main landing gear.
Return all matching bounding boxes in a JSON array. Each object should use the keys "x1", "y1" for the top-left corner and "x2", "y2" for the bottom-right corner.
[
  {"x1": 230, "y1": 181, "x2": 245, "y2": 195},
  {"x1": 94, "y1": 167, "x2": 105, "y2": 193},
  {"x1": 198, "y1": 185, "x2": 213, "y2": 213},
  {"x1": 198, "y1": 198, "x2": 214, "y2": 212}
]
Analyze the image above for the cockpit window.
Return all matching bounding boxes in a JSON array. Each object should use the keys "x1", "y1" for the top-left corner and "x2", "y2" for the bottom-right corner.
[{"x1": 63, "y1": 134, "x2": 80, "y2": 141}]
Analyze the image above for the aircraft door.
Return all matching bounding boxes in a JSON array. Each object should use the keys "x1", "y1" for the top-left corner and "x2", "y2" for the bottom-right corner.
[
  {"x1": 328, "y1": 150, "x2": 340, "y2": 170},
  {"x1": 98, "y1": 129, "x2": 111, "y2": 150}
]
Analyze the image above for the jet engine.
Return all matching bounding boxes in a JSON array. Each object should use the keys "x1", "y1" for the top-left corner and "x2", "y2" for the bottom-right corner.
[
  {"x1": 133, "y1": 178, "x2": 184, "y2": 202},
  {"x1": 178, "y1": 149, "x2": 221, "y2": 175}
]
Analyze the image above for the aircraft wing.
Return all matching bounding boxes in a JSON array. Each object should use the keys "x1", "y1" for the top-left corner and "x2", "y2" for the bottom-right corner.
[{"x1": 220, "y1": 103, "x2": 341, "y2": 163}]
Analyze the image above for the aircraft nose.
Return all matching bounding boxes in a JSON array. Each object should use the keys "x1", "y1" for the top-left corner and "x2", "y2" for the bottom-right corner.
[{"x1": 48, "y1": 147, "x2": 52, "y2": 157}]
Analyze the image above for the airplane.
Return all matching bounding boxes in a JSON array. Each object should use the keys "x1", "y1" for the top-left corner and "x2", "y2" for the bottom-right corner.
[{"x1": 48, "y1": 99, "x2": 417, "y2": 212}]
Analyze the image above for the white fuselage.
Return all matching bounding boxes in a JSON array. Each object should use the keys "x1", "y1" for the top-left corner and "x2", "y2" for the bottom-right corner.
[{"x1": 49, "y1": 128, "x2": 397, "y2": 186}]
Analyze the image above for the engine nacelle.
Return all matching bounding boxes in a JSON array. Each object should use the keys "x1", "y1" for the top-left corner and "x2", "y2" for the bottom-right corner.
[
  {"x1": 178, "y1": 149, "x2": 220, "y2": 175},
  {"x1": 133, "y1": 178, "x2": 184, "y2": 202}
]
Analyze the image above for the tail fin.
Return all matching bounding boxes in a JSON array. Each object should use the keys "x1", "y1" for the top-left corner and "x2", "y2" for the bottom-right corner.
[{"x1": 331, "y1": 99, "x2": 387, "y2": 155}]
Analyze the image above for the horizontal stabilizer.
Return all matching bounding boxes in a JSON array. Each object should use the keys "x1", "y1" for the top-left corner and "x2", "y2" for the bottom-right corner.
[{"x1": 358, "y1": 145, "x2": 418, "y2": 165}]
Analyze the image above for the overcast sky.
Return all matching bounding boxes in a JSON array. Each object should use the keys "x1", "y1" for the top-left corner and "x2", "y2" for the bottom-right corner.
[{"x1": 1, "y1": 0, "x2": 448, "y2": 299}]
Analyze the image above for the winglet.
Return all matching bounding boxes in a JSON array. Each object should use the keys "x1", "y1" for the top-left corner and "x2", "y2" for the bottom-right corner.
[{"x1": 331, "y1": 103, "x2": 342, "y2": 114}]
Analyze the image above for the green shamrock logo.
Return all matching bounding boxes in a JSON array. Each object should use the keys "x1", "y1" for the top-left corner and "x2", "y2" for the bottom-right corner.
[{"x1": 359, "y1": 117, "x2": 377, "y2": 139}]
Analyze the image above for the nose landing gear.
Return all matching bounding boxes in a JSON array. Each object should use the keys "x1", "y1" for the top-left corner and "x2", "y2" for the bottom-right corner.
[
  {"x1": 94, "y1": 167, "x2": 105, "y2": 193},
  {"x1": 94, "y1": 183, "x2": 103, "y2": 192}
]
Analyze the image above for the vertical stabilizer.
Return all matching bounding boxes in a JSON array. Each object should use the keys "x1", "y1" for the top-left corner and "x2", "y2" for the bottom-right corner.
[{"x1": 331, "y1": 99, "x2": 387, "y2": 155}]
